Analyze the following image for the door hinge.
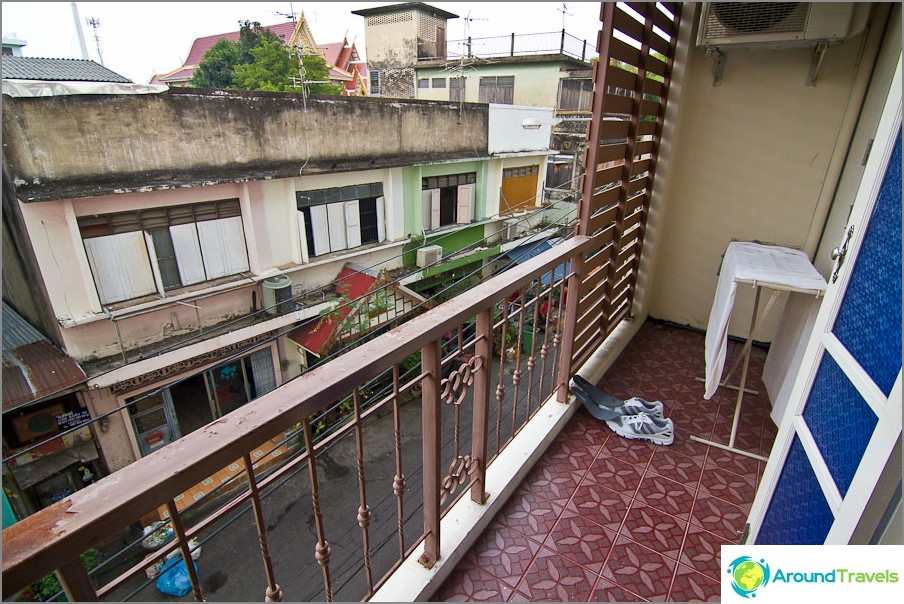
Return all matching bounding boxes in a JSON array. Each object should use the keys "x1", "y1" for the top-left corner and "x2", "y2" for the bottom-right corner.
[
  {"x1": 830, "y1": 225, "x2": 855, "y2": 283},
  {"x1": 862, "y1": 138, "x2": 874, "y2": 166}
]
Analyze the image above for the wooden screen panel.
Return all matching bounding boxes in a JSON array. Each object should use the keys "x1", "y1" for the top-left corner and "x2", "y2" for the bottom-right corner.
[{"x1": 570, "y1": 2, "x2": 681, "y2": 371}]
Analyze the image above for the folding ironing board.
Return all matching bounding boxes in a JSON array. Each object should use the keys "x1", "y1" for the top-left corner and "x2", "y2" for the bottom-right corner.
[{"x1": 691, "y1": 241, "x2": 827, "y2": 461}]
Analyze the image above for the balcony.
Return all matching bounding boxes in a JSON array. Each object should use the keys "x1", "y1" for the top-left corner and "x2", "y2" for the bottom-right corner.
[{"x1": 418, "y1": 30, "x2": 594, "y2": 64}]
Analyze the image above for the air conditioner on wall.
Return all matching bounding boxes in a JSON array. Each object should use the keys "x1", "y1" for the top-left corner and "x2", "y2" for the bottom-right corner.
[
  {"x1": 504, "y1": 218, "x2": 523, "y2": 241},
  {"x1": 696, "y1": 2, "x2": 857, "y2": 48},
  {"x1": 416, "y1": 245, "x2": 443, "y2": 268}
]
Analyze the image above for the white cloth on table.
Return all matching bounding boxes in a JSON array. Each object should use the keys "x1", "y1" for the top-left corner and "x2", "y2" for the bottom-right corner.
[{"x1": 703, "y1": 242, "x2": 827, "y2": 400}]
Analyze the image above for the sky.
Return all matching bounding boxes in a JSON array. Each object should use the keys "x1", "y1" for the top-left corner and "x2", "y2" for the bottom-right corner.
[{"x1": 1, "y1": 2, "x2": 604, "y2": 84}]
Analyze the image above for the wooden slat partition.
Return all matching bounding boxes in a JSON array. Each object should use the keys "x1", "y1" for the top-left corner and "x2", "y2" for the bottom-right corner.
[{"x1": 566, "y1": 1, "x2": 681, "y2": 378}]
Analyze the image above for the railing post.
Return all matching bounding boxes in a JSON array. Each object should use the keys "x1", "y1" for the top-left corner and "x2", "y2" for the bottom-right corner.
[
  {"x1": 470, "y1": 310, "x2": 492, "y2": 504},
  {"x1": 467, "y1": 36, "x2": 472, "y2": 58},
  {"x1": 556, "y1": 255, "x2": 584, "y2": 402},
  {"x1": 57, "y1": 558, "x2": 97, "y2": 602},
  {"x1": 418, "y1": 339, "x2": 442, "y2": 569},
  {"x1": 511, "y1": 32, "x2": 515, "y2": 56},
  {"x1": 560, "y1": 28, "x2": 566, "y2": 54},
  {"x1": 582, "y1": 39, "x2": 587, "y2": 61}
]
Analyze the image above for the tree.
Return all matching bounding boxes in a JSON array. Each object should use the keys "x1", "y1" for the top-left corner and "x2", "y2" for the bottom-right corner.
[
  {"x1": 233, "y1": 38, "x2": 300, "y2": 92},
  {"x1": 191, "y1": 38, "x2": 241, "y2": 88},
  {"x1": 190, "y1": 19, "x2": 342, "y2": 95}
]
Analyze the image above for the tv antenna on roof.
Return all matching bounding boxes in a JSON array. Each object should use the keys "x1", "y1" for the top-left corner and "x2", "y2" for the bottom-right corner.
[
  {"x1": 85, "y1": 16, "x2": 104, "y2": 65},
  {"x1": 557, "y1": 3, "x2": 573, "y2": 30}
]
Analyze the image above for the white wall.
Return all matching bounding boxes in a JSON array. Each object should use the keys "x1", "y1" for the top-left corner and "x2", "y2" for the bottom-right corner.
[
  {"x1": 647, "y1": 13, "x2": 883, "y2": 341},
  {"x1": 488, "y1": 104, "x2": 555, "y2": 154}
]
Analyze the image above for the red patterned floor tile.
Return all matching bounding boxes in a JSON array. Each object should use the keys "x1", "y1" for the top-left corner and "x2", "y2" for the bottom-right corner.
[
  {"x1": 679, "y1": 523, "x2": 731, "y2": 581},
  {"x1": 566, "y1": 481, "x2": 632, "y2": 534},
  {"x1": 665, "y1": 427, "x2": 712, "y2": 460},
  {"x1": 600, "y1": 433, "x2": 657, "y2": 468},
  {"x1": 688, "y1": 490, "x2": 749, "y2": 543},
  {"x1": 492, "y1": 487, "x2": 564, "y2": 543},
  {"x1": 558, "y1": 411, "x2": 611, "y2": 451},
  {"x1": 668, "y1": 564, "x2": 721, "y2": 602},
  {"x1": 542, "y1": 435, "x2": 598, "y2": 474},
  {"x1": 468, "y1": 523, "x2": 542, "y2": 589},
  {"x1": 620, "y1": 500, "x2": 688, "y2": 561},
  {"x1": 647, "y1": 447, "x2": 705, "y2": 488},
  {"x1": 513, "y1": 547, "x2": 599, "y2": 602},
  {"x1": 635, "y1": 473, "x2": 698, "y2": 521},
  {"x1": 590, "y1": 577, "x2": 648, "y2": 602},
  {"x1": 522, "y1": 457, "x2": 585, "y2": 507},
  {"x1": 434, "y1": 562, "x2": 515, "y2": 601},
  {"x1": 705, "y1": 446, "x2": 760, "y2": 479},
  {"x1": 601, "y1": 536, "x2": 676, "y2": 601},
  {"x1": 543, "y1": 506, "x2": 616, "y2": 572},
  {"x1": 587, "y1": 455, "x2": 646, "y2": 497},
  {"x1": 698, "y1": 464, "x2": 757, "y2": 509}
]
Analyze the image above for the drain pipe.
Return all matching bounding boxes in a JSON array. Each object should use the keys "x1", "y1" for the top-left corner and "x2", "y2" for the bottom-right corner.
[{"x1": 103, "y1": 308, "x2": 128, "y2": 364}]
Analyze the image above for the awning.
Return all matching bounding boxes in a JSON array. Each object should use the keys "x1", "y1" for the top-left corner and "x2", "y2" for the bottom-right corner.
[{"x1": 504, "y1": 237, "x2": 567, "y2": 287}]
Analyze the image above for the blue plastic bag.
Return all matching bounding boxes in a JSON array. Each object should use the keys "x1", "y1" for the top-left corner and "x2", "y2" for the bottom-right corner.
[{"x1": 155, "y1": 556, "x2": 198, "y2": 597}]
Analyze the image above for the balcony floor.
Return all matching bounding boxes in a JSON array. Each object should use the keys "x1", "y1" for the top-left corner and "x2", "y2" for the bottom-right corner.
[{"x1": 435, "y1": 320, "x2": 777, "y2": 602}]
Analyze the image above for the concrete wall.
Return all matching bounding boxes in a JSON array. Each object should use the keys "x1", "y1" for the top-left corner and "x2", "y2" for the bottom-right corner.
[
  {"x1": 359, "y1": 8, "x2": 420, "y2": 66},
  {"x1": 488, "y1": 105, "x2": 555, "y2": 154},
  {"x1": 416, "y1": 62, "x2": 566, "y2": 107},
  {"x1": 2, "y1": 90, "x2": 489, "y2": 202},
  {"x1": 647, "y1": 13, "x2": 883, "y2": 340}
]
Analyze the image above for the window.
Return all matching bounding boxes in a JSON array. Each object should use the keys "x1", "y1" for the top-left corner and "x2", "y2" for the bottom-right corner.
[
  {"x1": 450, "y1": 77, "x2": 465, "y2": 102},
  {"x1": 296, "y1": 183, "x2": 386, "y2": 258},
  {"x1": 78, "y1": 199, "x2": 250, "y2": 304},
  {"x1": 421, "y1": 173, "x2": 476, "y2": 230},
  {"x1": 369, "y1": 70, "x2": 381, "y2": 96},
  {"x1": 418, "y1": 78, "x2": 429, "y2": 89},
  {"x1": 432, "y1": 77, "x2": 446, "y2": 88},
  {"x1": 558, "y1": 78, "x2": 593, "y2": 112},
  {"x1": 478, "y1": 76, "x2": 515, "y2": 104}
]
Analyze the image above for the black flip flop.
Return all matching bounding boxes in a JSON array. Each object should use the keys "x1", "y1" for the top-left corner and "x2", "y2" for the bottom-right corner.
[
  {"x1": 573, "y1": 375, "x2": 626, "y2": 408},
  {"x1": 570, "y1": 381, "x2": 621, "y2": 421}
]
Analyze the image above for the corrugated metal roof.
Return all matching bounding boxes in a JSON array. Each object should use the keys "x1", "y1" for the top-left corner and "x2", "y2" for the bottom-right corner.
[
  {"x1": 2, "y1": 302, "x2": 44, "y2": 351},
  {"x1": 1, "y1": 57, "x2": 132, "y2": 83},
  {"x1": 2, "y1": 303, "x2": 86, "y2": 411}
]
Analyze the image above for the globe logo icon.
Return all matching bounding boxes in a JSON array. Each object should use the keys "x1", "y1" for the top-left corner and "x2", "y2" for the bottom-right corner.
[{"x1": 727, "y1": 556, "x2": 770, "y2": 598}]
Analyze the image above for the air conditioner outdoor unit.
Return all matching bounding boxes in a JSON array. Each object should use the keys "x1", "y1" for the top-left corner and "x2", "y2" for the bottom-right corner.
[
  {"x1": 416, "y1": 245, "x2": 443, "y2": 268},
  {"x1": 504, "y1": 218, "x2": 523, "y2": 241},
  {"x1": 697, "y1": 2, "x2": 856, "y2": 48}
]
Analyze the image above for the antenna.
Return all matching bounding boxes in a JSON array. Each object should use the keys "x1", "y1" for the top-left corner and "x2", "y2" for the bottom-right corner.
[
  {"x1": 86, "y1": 16, "x2": 103, "y2": 65},
  {"x1": 557, "y1": 3, "x2": 573, "y2": 30}
]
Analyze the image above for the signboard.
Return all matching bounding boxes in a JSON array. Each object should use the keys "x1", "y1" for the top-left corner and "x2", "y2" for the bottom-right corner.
[{"x1": 55, "y1": 408, "x2": 91, "y2": 431}]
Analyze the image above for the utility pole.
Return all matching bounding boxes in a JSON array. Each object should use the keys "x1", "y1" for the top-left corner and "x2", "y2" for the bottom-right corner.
[{"x1": 70, "y1": 2, "x2": 89, "y2": 59}]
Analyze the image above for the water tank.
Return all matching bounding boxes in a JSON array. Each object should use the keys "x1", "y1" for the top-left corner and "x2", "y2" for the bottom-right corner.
[{"x1": 262, "y1": 275, "x2": 293, "y2": 315}]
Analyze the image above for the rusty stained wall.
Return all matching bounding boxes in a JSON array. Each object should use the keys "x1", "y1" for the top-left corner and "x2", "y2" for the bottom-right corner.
[{"x1": 2, "y1": 89, "x2": 489, "y2": 202}]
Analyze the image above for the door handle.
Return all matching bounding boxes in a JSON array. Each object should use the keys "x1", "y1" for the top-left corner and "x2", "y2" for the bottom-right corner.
[{"x1": 830, "y1": 225, "x2": 854, "y2": 283}]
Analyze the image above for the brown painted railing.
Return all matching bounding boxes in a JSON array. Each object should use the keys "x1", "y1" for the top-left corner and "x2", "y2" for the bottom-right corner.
[{"x1": 2, "y1": 236, "x2": 591, "y2": 602}]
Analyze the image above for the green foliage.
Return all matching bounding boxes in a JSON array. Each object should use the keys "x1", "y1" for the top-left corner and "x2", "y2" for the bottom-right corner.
[
  {"x1": 233, "y1": 38, "x2": 301, "y2": 93},
  {"x1": 190, "y1": 19, "x2": 341, "y2": 95},
  {"x1": 301, "y1": 54, "x2": 343, "y2": 95},
  {"x1": 32, "y1": 549, "x2": 100, "y2": 602}
]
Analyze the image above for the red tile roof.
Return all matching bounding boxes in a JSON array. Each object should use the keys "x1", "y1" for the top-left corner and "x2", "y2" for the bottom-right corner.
[
  {"x1": 287, "y1": 266, "x2": 378, "y2": 356},
  {"x1": 183, "y1": 22, "x2": 297, "y2": 67}
]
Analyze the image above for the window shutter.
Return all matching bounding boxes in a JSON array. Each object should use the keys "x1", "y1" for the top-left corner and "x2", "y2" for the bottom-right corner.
[
  {"x1": 170, "y1": 223, "x2": 206, "y2": 285},
  {"x1": 297, "y1": 211, "x2": 310, "y2": 261},
  {"x1": 197, "y1": 217, "x2": 249, "y2": 280},
  {"x1": 376, "y1": 196, "x2": 386, "y2": 241},
  {"x1": 310, "y1": 205, "x2": 331, "y2": 256},
  {"x1": 344, "y1": 200, "x2": 362, "y2": 248},
  {"x1": 456, "y1": 184, "x2": 474, "y2": 224},
  {"x1": 84, "y1": 232, "x2": 156, "y2": 304},
  {"x1": 327, "y1": 203, "x2": 348, "y2": 251},
  {"x1": 430, "y1": 189, "x2": 441, "y2": 230}
]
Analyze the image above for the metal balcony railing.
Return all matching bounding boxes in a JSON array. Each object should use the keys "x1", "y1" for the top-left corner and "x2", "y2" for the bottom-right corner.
[
  {"x1": 419, "y1": 30, "x2": 593, "y2": 63},
  {"x1": 2, "y1": 236, "x2": 592, "y2": 602}
]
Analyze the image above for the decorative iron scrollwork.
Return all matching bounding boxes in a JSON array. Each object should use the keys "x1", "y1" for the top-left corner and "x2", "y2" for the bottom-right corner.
[
  {"x1": 439, "y1": 355, "x2": 484, "y2": 406},
  {"x1": 440, "y1": 455, "x2": 480, "y2": 505}
]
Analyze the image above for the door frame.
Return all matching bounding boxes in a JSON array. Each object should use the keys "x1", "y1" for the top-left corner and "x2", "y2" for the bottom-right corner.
[{"x1": 746, "y1": 56, "x2": 902, "y2": 544}]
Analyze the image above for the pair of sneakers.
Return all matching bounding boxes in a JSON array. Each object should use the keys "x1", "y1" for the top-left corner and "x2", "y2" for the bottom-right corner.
[{"x1": 570, "y1": 375, "x2": 674, "y2": 446}]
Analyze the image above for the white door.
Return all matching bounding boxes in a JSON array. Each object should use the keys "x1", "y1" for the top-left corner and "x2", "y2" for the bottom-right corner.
[
  {"x1": 747, "y1": 58, "x2": 902, "y2": 544},
  {"x1": 456, "y1": 183, "x2": 474, "y2": 224}
]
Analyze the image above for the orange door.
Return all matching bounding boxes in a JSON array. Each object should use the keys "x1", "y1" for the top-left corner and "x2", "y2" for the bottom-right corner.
[{"x1": 500, "y1": 165, "x2": 539, "y2": 214}]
